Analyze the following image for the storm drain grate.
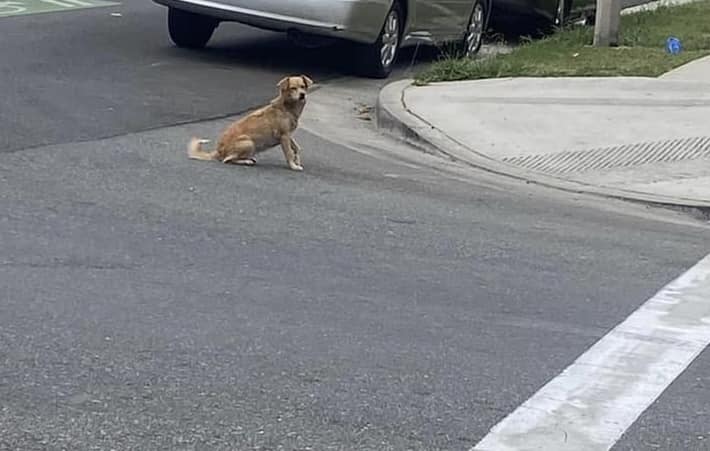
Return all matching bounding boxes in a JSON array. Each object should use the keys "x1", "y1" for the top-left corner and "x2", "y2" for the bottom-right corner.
[{"x1": 502, "y1": 136, "x2": 710, "y2": 175}]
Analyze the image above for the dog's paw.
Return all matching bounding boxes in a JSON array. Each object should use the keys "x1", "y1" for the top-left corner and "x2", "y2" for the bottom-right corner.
[
  {"x1": 289, "y1": 164, "x2": 304, "y2": 172},
  {"x1": 235, "y1": 159, "x2": 256, "y2": 166},
  {"x1": 223, "y1": 155, "x2": 256, "y2": 165}
]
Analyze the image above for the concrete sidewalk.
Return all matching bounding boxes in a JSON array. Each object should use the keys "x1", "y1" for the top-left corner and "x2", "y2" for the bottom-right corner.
[{"x1": 376, "y1": 56, "x2": 710, "y2": 210}]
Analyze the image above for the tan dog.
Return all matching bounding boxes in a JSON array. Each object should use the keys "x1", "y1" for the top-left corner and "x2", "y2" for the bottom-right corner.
[{"x1": 188, "y1": 75, "x2": 314, "y2": 171}]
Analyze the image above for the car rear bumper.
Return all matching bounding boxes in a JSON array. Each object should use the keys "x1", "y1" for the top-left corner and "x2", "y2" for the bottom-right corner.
[{"x1": 152, "y1": 0, "x2": 391, "y2": 44}]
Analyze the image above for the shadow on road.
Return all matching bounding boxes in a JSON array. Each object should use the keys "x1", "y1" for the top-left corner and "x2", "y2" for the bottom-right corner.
[
  {"x1": 172, "y1": 21, "x2": 547, "y2": 81},
  {"x1": 177, "y1": 24, "x2": 452, "y2": 80}
]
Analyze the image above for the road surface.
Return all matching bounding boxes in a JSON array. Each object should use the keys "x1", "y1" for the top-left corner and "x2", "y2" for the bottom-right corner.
[{"x1": 1, "y1": 1, "x2": 709, "y2": 450}]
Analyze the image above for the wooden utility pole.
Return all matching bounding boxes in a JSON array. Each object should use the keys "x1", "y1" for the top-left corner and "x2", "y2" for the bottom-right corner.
[{"x1": 593, "y1": 0, "x2": 622, "y2": 46}]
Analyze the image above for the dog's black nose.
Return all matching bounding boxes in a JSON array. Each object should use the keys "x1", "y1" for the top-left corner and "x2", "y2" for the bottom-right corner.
[{"x1": 299, "y1": 93, "x2": 306, "y2": 100}]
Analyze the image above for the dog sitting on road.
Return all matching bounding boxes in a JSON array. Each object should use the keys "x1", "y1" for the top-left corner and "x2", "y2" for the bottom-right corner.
[{"x1": 188, "y1": 75, "x2": 314, "y2": 171}]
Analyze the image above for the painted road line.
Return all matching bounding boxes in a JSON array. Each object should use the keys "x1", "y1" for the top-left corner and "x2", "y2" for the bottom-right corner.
[
  {"x1": 0, "y1": 1, "x2": 27, "y2": 14},
  {"x1": 37, "y1": 0, "x2": 76, "y2": 8},
  {"x1": 61, "y1": 0, "x2": 98, "y2": 5},
  {"x1": 473, "y1": 253, "x2": 710, "y2": 451},
  {"x1": 58, "y1": 0, "x2": 101, "y2": 6},
  {"x1": 0, "y1": 0, "x2": 117, "y2": 18}
]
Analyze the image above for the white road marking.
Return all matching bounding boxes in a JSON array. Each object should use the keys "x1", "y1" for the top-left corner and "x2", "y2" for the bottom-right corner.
[
  {"x1": 0, "y1": 1, "x2": 26, "y2": 14},
  {"x1": 38, "y1": 0, "x2": 76, "y2": 7},
  {"x1": 473, "y1": 253, "x2": 710, "y2": 451},
  {"x1": 62, "y1": 0, "x2": 96, "y2": 6}
]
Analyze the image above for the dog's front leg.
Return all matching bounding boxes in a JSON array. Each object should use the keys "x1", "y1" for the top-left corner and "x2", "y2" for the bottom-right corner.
[
  {"x1": 280, "y1": 135, "x2": 303, "y2": 171},
  {"x1": 290, "y1": 137, "x2": 302, "y2": 167}
]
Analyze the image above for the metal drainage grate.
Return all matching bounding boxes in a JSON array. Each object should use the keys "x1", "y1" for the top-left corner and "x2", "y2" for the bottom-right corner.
[{"x1": 502, "y1": 136, "x2": 710, "y2": 175}]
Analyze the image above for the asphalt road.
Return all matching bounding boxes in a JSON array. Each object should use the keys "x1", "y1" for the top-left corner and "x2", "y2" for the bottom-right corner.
[
  {"x1": 0, "y1": 0, "x2": 383, "y2": 152},
  {"x1": 1, "y1": 113, "x2": 709, "y2": 451},
  {"x1": 1, "y1": 1, "x2": 709, "y2": 451}
]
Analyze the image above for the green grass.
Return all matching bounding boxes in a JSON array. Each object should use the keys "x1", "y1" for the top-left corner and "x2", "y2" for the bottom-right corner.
[{"x1": 416, "y1": 0, "x2": 710, "y2": 84}]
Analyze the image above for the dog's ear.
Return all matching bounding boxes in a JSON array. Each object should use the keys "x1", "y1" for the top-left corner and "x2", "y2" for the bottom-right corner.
[
  {"x1": 301, "y1": 75, "x2": 314, "y2": 89},
  {"x1": 277, "y1": 77, "x2": 290, "y2": 91}
]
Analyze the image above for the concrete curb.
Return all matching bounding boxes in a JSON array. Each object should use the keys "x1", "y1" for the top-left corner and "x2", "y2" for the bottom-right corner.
[
  {"x1": 375, "y1": 78, "x2": 710, "y2": 212},
  {"x1": 621, "y1": 0, "x2": 703, "y2": 15}
]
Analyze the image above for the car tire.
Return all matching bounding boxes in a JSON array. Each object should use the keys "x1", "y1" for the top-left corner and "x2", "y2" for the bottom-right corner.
[
  {"x1": 354, "y1": 1, "x2": 402, "y2": 79},
  {"x1": 168, "y1": 7, "x2": 217, "y2": 49},
  {"x1": 462, "y1": 0, "x2": 486, "y2": 58},
  {"x1": 554, "y1": 0, "x2": 573, "y2": 28}
]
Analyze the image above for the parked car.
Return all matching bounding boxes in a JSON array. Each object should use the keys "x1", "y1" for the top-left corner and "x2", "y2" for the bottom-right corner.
[
  {"x1": 153, "y1": 0, "x2": 493, "y2": 78},
  {"x1": 151, "y1": 0, "x2": 594, "y2": 79},
  {"x1": 490, "y1": 0, "x2": 595, "y2": 35}
]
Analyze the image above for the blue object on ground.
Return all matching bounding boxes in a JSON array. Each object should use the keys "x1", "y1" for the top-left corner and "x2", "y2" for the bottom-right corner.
[{"x1": 666, "y1": 36, "x2": 682, "y2": 55}]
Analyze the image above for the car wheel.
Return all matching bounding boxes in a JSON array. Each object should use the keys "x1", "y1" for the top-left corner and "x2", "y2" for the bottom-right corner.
[
  {"x1": 355, "y1": 2, "x2": 402, "y2": 79},
  {"x1": 554, "y1": 0, "x2": 573, "y2": 27},
  {"x1": 168, "y1": 7, "x2": 217, "y2": 49},
  {"x1": 463, "y1": 0, "x2": 486, "y2": 58}
]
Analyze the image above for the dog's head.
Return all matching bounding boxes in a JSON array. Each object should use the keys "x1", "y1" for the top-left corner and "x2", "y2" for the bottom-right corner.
[{"x1": 277, "y1": 75, "x2": 314, "y2": 104}]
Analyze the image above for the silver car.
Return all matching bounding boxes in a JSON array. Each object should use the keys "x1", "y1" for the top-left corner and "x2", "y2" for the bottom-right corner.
[{"x1": 152, "y1": 0, "x2": 492, "y2": 78}]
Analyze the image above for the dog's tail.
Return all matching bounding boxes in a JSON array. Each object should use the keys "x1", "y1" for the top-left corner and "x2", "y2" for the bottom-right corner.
[{"x1": 188, "y1": 137, "x2": 218, "y2": 161}]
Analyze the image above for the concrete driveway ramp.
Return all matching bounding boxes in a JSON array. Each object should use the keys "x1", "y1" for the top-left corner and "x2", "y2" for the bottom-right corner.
[
  {"x1": 377, "y1": 74, "x2": 710, "y2": 209},
  {"x1": 504, "y1": 136, "x2": 710, "y2": 175}
]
